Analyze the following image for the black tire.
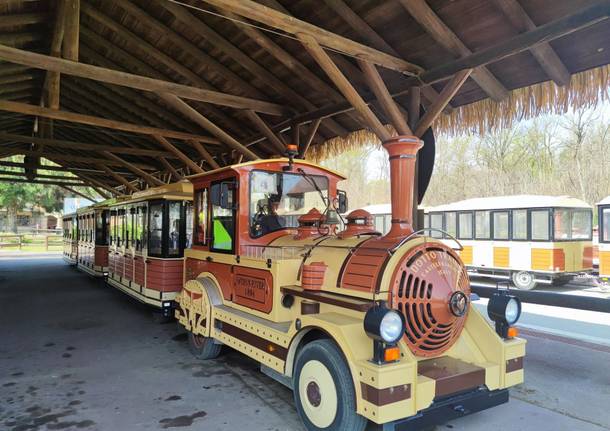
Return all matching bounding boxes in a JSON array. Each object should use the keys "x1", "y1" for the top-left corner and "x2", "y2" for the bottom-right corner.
[
  {"x1": 293, "y1": 339, "x2": 367, "y2": 431},
  {"x1": 511, "y1": 271, "x2": 537, "y2": 290},
  {"x1": 188, "y1": 332, "x2": 221, "y2": 360}
]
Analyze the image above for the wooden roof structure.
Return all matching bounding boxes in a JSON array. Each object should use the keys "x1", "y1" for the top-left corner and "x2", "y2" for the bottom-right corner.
[{"x1": 0, "y1": 0, "x2": 609, "y2": 198}]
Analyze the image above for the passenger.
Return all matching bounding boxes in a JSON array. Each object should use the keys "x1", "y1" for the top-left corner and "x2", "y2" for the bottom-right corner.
[{"x1": 259, "y1": 196, "x2": 285, "y2": 235}]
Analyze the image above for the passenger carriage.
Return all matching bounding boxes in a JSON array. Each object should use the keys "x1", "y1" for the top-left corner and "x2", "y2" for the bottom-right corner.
[
  {"x1": 106, "y1": 182, "x2": 192, "y2": 317},
  {"x1": 598, "y1": 196, "x2": 610, "y2": 285},
  {"x1": 76, "y1": 201, "x2": 112, "y2": 277},
  {"x1": 62, "y1": 212, "x2": 78, "y2": 265},
  {"x1": 176, "y1": 137, "x2": 525, "y2": 431},
  {"x1": 425, "y1": 195, "x2": 594, "y2": 290}
]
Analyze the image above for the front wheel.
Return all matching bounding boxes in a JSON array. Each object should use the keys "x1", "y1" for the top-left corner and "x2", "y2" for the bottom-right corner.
[
  {"x1": 293, "y1": 339, "x2": 367, "y2": 431},
  {"x1": 512, "y1": 271, "x2": 537, "y2": 290},
  {"x1": 188, "y1": 332, "x2": 221, "y2": 360}
]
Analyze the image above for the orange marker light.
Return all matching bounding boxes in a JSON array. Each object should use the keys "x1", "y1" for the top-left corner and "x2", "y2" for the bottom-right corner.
[
  {"x1": 286, "y1": 144, "x2": 298, "y2": 152},
  {"x1": 384, "y1": 346, "x2": 401, "y2": 362},
  {"x1": 507, "y1": 327, "x2": 519, "y2": 338}
]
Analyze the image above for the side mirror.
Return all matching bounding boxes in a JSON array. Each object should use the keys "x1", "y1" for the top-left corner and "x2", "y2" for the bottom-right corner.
[
  {"x1": 337, "y1": 190, "x2": 348, "y2": 214},
  {"x1": 220, "y1": 182, "x2": 236, "y2": 210}
]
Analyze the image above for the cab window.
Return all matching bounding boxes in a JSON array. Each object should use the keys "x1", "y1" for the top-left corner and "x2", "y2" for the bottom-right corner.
[
  {"x1": 167, "y1": 201, "x2": 182, "y2": 257},
  {"x1": 194, "y1": 188, "x2": 208, "y2": 246},
  {"x1": 211, "y1": 181, "x2": 236, "y2": 252},
  {"x1": 249, "y1": 170, "x2": 328, "y2": 238}
]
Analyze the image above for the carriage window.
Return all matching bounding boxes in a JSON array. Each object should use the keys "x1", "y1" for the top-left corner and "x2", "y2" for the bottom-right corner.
[
  {"x1": 475, "y1": 211, "x2": 491, "y2": 239},
  {"x1": 167, "y1": 201, "x2": 182, "y2": 257},
  {"x1": 135, "y1": 205, "x2": 147, "y2": 252},
  {"x1": 430, "y1": 213, "x2": 443, "y2": 238},
  {"x1": 554, "y1": 209, "x2": 571, "y2": 240},
  {"x1": 531, "y1": 210, "x2": 550, "y2": 240},
  {"x1": 493, "y1": 211, "x2": 509, "y2": 240},
  {"x1": 249, "y1": 170, "x2": 328, "y2": 238},
  {"x1": 149, "y1": 203, "x2": 163, "y2": 256},
  {"x1": 194, "y1": 188, "x2": 208, "y2": 246},
  {"x1": 571, "y1": 210, "x2": 591, "y2": 240},
  {"x1": 125, "y1": 207, "x2": 134, "y2": 250},
  {"x1": 211, "y1": 182, "x2": 235, "y2": 252},
  {"x1": 445, "y1": 212, "x2": 457, "y2": 238},
  {"x1": 458, "y1": 212, "x2": 473, "y2": 239},
  {"x1": 117, "y1": 209, "x2": 125, "y2": 247},
  {"x1": 185, "y1": 202, "x2": 193, "y2": 249},
  {"x1": 602, "y1": 208, "x2": 610, "y2": 242},
  {"x1": 95, "y1": 211, "x2": 106, "y2": 246},
  {"x1": 512, "y1": 210, "x2": 527, "y2": 240},
  {"x1": 424, "y1": 214, "x2": 430, "y2": 229},
  {"x1": 109, "y1": 211, "x2": 115, "y2": 245}
]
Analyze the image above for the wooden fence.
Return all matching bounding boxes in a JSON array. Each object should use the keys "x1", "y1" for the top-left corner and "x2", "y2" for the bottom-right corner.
[{"x1": 0, "y1": 234, "x2": 63, "y2": 251}]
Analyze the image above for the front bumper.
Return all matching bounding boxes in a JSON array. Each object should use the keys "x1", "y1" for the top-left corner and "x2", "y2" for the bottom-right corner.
[{"x1": 377, "y1": 388, "x2": 509, "y2": 431}]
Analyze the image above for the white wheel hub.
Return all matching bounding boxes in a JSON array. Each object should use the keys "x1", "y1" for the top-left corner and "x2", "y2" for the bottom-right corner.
[
  {"x1": 515, "y1": 271, "x2": 533, "y2": 287},
  {"x1": 299, "y1": 360, "x2": 338, "y2": 428}
]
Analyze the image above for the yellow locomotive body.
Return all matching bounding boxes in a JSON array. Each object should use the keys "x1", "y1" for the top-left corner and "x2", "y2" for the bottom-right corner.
[{"x1": 176, "y1": 136, "x2": 525, "y2": 430}]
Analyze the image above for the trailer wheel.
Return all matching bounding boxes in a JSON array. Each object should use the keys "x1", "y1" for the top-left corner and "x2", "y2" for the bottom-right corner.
[
  {"x1": 188, "y1": 332, "x2": 221, "y2": 360},
  {"x1": 293, "y1": 340, "x2": 366, "y2": 431},
  {"x1": 512, "y1": 271, "x2": 537, "y2": 290}
]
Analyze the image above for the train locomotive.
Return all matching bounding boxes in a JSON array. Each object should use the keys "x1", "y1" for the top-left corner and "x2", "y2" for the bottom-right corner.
[{"x1": 176, "y1": 136, "x2": 525, "y2": 430}]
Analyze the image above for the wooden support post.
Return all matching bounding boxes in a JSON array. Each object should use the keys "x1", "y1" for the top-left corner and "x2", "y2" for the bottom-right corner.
[
  {"x1": 244, "y1": 109, "x2": 286, "y2": 154},
  {"x1": 398, "y1": 0, "x2": 508, "y2": 102},
  {"x1": 358, "y1": 60, "x2": 412, "y2": 135},
  {"x1": 407, "y1": 87, "x2": 421, "y2": 229},
  {"x1": 407, "y1": 87, "x2": 421, "y2": 131},
  {"x1": 152, "y1": 135, "x2": 205, "y2": 174},
  {"x1": 414, "y1": 69, "x2": 473, "y2": 137},
  {"x1": 189, "y1": 140, "x2": 220, "y2": 170},
  {"x1": 291, "y1": 122, "x2": 300, "y2": 148},
  {"x1": 300, "y1": 118, "x2": 321, "y2": 158},
  {"x1": 299, "y1": 34, "x2": 391, "y2": 142},
  {"x1": 0, "y1": 44, "x2": 286, "y2": 116},
  {"x1": 102, "y1": 152, "x2": 165, "y2": 187},
  {"x1": 99, "y1": 164, "x2": 138, "y2": 193},
  {"x1": 63, "y1": 0, "x2": 80, "y2": 61}
]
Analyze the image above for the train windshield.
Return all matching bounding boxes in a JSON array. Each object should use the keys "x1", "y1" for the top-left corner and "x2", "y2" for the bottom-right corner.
[{"x1": 249, "y1": 170, "x2": 328, "y2": 238}]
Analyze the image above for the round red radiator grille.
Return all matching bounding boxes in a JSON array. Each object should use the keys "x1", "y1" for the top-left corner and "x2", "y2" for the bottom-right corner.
[{"x1": 389, "y1": 243, "x2": 470, "y2": 357}]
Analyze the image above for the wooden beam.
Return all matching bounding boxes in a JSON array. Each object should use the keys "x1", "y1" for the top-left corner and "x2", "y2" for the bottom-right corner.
[
  {"x1": 358, "y1": 60, "x2": 412, "y2": 135},
  {"x1": 398, "y1": 0, "x2": 508, "y2": 102},
  {"x1": 103, "y1": 152, "x2": 165, "y2": 187},
  {"x1": 159, "y1": 157, "x2": 183, "y2": 182},
  {"x1": 0, "y1": 73, "x2": 34, "y2": 85},
  {"x1": 299, "y1": 34, "x2": 391, "y2": 142},
  {"x1": 490, "y1": 0, "x2": 570, "y2": 86},
  {"x1": 300, "y1": 119, "x2": 321, "y2": 157},
  {"x1": 414, "y1": 69, "x2": 472, "y2": 137},
  {"x1": 189, "y1": 140, "x2": 220, "y2": 170},
  {"x1": 152, "y1": 135, "x2": 204, "y2": 174},
  {"x1": 0, "y1": 13, "x2": 48, "y2": 28},
  {"x1": 244, "y1": 110, "x2": 286, "y2": 154},
  {"x1": 0, "y1": 100, "x2": 219, "y2": 143},
  {"x1": 418, "y1": 2, "x2": 610, "y2": 85},
  {"x1": 0, "y1": 33, "x2": 42, "y2": 47},
  {"x1": 0, "y1": 44, "x2": 287, "y2": 116},
  {"x1": 0, "y1": 160, "x2": 133, "y2": 176},
  {"x1": 407, "y1": 87, "x2": 421, "y2": 131},
  {"x1": 45, "y1": 0, "x2": 66, "y2": 111},
  {"x1": 0, "y1": 169, "x2": 80, "y2": 181},
  {"x1": 73, "y1": 171, "x2": 122, "y2": 197},
  {"x1": 14, "y1": 148, "x2": 155, "y2": 170},
  {"x1": 201, "y1": 0, "x2": 423, "y2": 75},
  {"x1": 0, "y1": 176, "x2": 85, "y2": 187},
  {"x1": 98, "y1": 164, "x2": 138, "y2": 193},
  {"x1": 60, "y1": 185, "x2": 98, "y2": 201},
  {"x1": 63, "y1": 0, "x2": 80, "y2": 61},
  {"x1": 323, "y1": 0, "x2": 451, "y2": 113},
  {"x1": 157, "y1": 94, "x2": 259, "y2": 160},
  {"x1": 291, "y1": 122, "x2": 300, "y2": 147}
]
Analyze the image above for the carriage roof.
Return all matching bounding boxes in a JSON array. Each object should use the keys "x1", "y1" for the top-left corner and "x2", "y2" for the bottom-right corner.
[{"x1": 427, "y1": 195, "x2": 591, "y2": 212}]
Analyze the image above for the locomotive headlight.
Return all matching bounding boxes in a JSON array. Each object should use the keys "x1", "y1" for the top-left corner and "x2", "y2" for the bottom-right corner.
[
  {"x1": 488, "y1": 290, "x2": 522, "y2": 338},
  {"x1": 364, "y1": 305, "x2": 405, "y2": 344}
]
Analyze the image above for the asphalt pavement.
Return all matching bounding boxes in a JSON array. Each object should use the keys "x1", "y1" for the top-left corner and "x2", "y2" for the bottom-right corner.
[{"x1": 1, "y1": 256, "x2": 608, "y2": 431}]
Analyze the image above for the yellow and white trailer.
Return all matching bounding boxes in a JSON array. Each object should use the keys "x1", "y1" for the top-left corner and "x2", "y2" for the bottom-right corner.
[
  {"x1": 426, "y1": 195, "x2": 594, "y2": 290},
  {"x1": 598, "y1": 196, "x2": 610, "y2": 285}
]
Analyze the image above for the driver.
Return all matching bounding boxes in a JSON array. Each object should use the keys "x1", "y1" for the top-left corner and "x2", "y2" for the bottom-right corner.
[{"x1": 259, "y1": 195, "x2": 285, "y2": 235}]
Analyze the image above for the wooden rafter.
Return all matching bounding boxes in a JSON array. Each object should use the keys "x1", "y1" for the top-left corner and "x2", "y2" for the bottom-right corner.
[
  {"x1": 0, "y1": 44, "x2": 287, "y2": 116},
  {"x1": 152, "y1": 135, "x2": 205, "y2": 174},
  {"x1": 398, "y1": 0, "x2": 508, "y2": 102},
  {"x1": 0, "y1": 160, "x2": 133, "y2": 177},
  {"x1": 201, "y1": 0, "x2": 423, "y2": 75},
  {"x1": 300, "y1": 119, "x2": 322, "y2": 157},
  {"x1": 299, "y1": 34, "x2": 391, "y2": 142},
  {"x1": 159, "y1": 157, "x2": 183, "y2": 182},
  {"x1": 60, "y1": 185, "x2": 98, "y2": 201},
  {"x1": 103, "y1": 152, "x2": 165, "y2": 187},
  {"x1": 98, "y1": 164, "x2": 138, "y2": 193},
  {"x1": 189, "y1": 140, "x2": 220, "y2": 170},
  {"x1": 244, "y1": 110, "x2": 286, "y2": 154},
  {"x1": 490, "y1": 0, "x2": 570, "y2": 86}
]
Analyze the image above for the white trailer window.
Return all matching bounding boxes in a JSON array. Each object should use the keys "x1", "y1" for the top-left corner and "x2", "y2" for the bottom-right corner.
[
  {"x1": 531, "y1": 210, "x2": 550, "y2": 240},
  {"x1": 603, "y1": 208, "x2": 610, "y2": 242},
  {"x1": 493, "y1": 211, "x2": 509, "y2": 240},
  {"x1": 554, "y1": 209, "x2": 572, "y2": 240},
  {"x1": 512, "y1": 210, "x2": 527, "y2": 240},
  {"x1": 458, "y1": 212, "x2": 473, "y2": 239},
  {"x1": 445, "y1": 212, "x2": 457, "y2": 237},
  {"x1": 430, "y1": 213, "x2": 443, "y2": 238},
  {"x1": 571, "y1": 210, "x2": 591, "y2": 239},
  {"x1": 475, "y1": 211, "x2": 491, "y2": 239}
]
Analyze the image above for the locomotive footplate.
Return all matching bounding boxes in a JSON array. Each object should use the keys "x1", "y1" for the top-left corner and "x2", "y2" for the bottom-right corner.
[{"x1": 373, "y1": 388, "x2": 509, "y2": 431}]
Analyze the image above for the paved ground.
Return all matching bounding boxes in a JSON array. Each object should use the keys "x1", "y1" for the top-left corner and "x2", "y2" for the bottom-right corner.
[{"x1": 1, "y1": 257, "x2": 609, "y2": 431}]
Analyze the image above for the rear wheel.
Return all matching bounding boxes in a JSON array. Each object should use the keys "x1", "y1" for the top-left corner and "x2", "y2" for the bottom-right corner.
[
  {"x1": 512, "y1": 271, "x2": 537, "y2": 290},
  {"x1": 293, "y1": 339, "x2": 366, "y2": 431},
  {"x1": 188, "y1": 332, "x2": 221, "y2": 360}
]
